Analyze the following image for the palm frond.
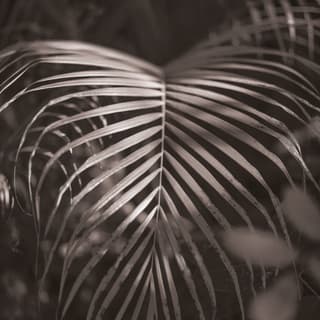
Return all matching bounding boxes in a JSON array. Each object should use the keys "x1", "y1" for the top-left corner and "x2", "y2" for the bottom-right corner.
[{"x1": 1, "y1": 7, "x2": 320, "y2": 319}]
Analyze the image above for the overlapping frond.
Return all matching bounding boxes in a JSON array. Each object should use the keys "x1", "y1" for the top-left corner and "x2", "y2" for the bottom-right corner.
[
  {"x1": 1, "y1": 4, "x2": 320, "y2": 319},
  {"x1": 205, "y1": 0, "x2": 320, "y2": 61}
]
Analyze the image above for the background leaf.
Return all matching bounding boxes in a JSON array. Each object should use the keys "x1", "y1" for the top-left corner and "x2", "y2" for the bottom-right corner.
[
  {"x1": 249, "y1": 274, "x2": 299, "y2": 320},
  {"x1": 222, "y1": 228, "x2": 297, "y2": 267},
  {"x1": 282, "y1": 187, "x2": 320, "y2": 241}
]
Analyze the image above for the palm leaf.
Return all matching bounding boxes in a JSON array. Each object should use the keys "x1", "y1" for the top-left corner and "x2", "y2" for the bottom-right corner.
[{"x1": 1, "y1": 4, "x2": 320, "y2": 319}]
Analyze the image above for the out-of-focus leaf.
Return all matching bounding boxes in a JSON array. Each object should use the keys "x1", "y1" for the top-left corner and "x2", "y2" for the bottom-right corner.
[
  {"x1": 222, "y1": 228, "x2": 297, "y2": 267},
  {"x1": 282, "y1": 187, "x2": 320, "y2": 241},
  {"x1": 249, "y1": 274, "x2": 299, "y2": 320}
]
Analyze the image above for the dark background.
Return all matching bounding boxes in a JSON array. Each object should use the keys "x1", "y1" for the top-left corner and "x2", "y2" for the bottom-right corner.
[{"x1": 0, "y1": 0, "x2": 244, "y2": 65}]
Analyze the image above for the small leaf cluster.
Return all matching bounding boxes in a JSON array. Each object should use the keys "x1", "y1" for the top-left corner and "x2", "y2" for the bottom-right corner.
[{"x1": 222, "y1": 187, "x2": 320, "y2": 320}]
